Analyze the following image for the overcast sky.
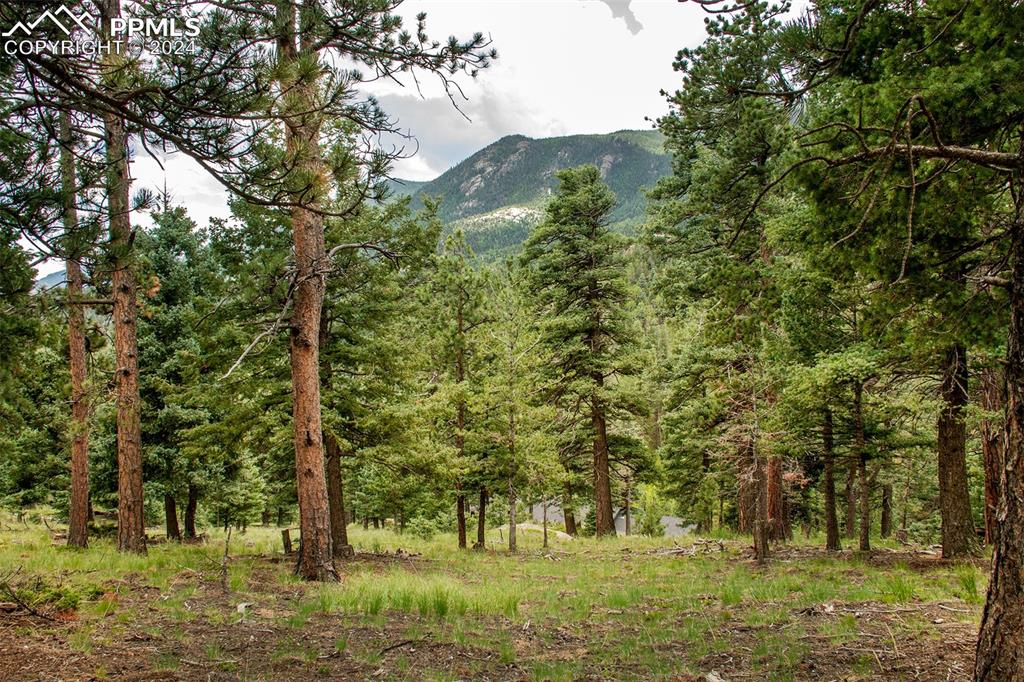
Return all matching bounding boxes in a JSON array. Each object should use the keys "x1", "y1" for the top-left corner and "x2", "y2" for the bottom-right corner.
[{"x1": 39, "y1": 0, "x2": 764, "y2": 275}]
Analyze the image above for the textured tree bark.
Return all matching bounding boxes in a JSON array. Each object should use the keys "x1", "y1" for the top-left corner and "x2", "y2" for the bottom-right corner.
[
  {"x1": 564, "y1": 508, "x2": 577, "y2": 536},
  {"x1": 508, "y1": 485, "x2": 517, "y2": 553},
  {"x1": 591, "y1": 384, "x2": 616, "y2": 537},
  {"x1": 325, "y1": 433, "x2": 353, "y2": 558},
  {"x1": 857, "y1": 453, "x2": 870, "y2": 552},
  {"x1": 456, "y1": 493, "x2": 467, "y2": 548},
  {"x1": 853, "y1": 382, "x2": 870, "y2": 552},
  {"x1": 61, "y1": 110, "x2": 89, "y2": 550},
  {"x1": 823, "y1": 409, "x2": 841, "y2": 552},
  {"x1": 975, "y1": 218, "x2": 1024, "y2": 681},
  {"x1": 844, "y1": 458, "x2": 857, "y2": 540},
  {"x1": 937, "y1": 343, "x2": 979, "y2": 559},
  {"x1": 696, "y1": 454, "x2": 710, "y2": 534},
  {"x1": 752, "y1": 443, "x2": 770, "y2": 564},
  {"x1": 508, "y1": 406, "x2": 518, "y2": 552},
  {"x1": 563, "y1": 481, "x2": 578, "y2": 536},
  {"x1": 183, "y1": 484, "x2": 198, "y2": 539},
  {"x1": 279, "y1": 0, "x2": 335, "y2": 581},
  {"x1": 100, "y1": 0, "x2": 145, "y2": 555},
  {"x1": 164, "y1": 494, "x2": 180, "y2": 541},
  {"x1": 623, "y1": 480, "x2": 632, "y2": 535},
  {"x1": 979, "y1": 366, "x2": 1004, "y2": 546},
  {"x1": 880, "y1": 484, "x2": 892, "y2": 539},
  {"x1": 542, "y1": 502, "x2": 548, "y2": 548},
  {"x1": 288, "y1": 191, "x2": 335, "y2": 580},
  {"x1": 319, "y1": 306, "x2": 352, "y2": 561},
  {"x1": 737, "y1": 441, "x2": 756, "y2": 535},
  {"x1": 767, "y1": 457, "x2": 789, "y2": 541},
  {"x1": 475, "y1": 488, "x2": 488, "y2": 547}
]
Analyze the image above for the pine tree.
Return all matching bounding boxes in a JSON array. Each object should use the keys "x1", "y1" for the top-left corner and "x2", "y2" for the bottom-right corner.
[
  {"x1": 522, "y1": 165, "x2": 634, "y2": 537},
  {"x1": 423, "y1": 232, "x2": 489, "y2": 549},
  {"x1": 479, "y1": 263, "x2": 558, "y2": 552}
]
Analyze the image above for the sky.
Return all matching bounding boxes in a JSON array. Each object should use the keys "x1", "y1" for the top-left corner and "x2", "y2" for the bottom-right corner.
[{"x1": 39, "y1": 0, "x2": 743, "y2": 275}]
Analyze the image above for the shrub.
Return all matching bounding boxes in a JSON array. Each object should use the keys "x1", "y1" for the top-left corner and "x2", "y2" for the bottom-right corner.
[{"x1": 407, "y1": 516, "x2": 440, "y2": 540}]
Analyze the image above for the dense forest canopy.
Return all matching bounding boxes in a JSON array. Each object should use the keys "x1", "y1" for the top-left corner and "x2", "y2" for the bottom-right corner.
[{"x1": 1, "y1": 0, "x2": 1023, "y2": 679}]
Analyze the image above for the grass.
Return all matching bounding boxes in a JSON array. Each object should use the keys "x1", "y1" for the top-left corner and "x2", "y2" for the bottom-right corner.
[
  {"x1": 0, "y1": 510, "x2": 991, "y2": 680},
  {"x1": 312, "y1": 569, "x2": 521, "y2": 620}
]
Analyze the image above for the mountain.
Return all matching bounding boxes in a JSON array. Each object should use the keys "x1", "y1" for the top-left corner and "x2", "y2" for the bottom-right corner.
[
  {"x1": 390, "y1": 129, "x2": 670, "y2": 257},
  {"x1": 33, "y1": 268, "x2": 65, "y2": 293}
]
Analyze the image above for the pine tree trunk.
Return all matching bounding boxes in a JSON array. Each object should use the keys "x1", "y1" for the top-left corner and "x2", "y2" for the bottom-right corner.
[
  {"x1": 624, "y1": 482, "x2": 631, "y2": 536},
  {"x1": 979, "y1": 366, "x2": 1004, "y2": 546},
  {"x1": 591, "y1": 385, "x2": 616, "y2": 537},
  {"x1": 697, "y1": 454, "x2": 710, "y2": 534},
  {"x1": 456, "y1": 493, "x2": 467, "y2": 548},
  {"x1": 737, "y1": 443, "x2": 756, "y2": 535},
  {"x1": 974, "y1": 217, "x2": 1024, "y2": 681},
  {"x1": 564, "y1": 509, "x2": 577, "y2": 536},
  {"x1": 184, "y1": 484, "x2": 198, "y2": 539},
  {"x1": 845, "y1": 457, "x2": 857, "y2": 540},
  {"x1": 325, "y1": 433, "x2": 352, "y2": 558},
  {"x1": 563, "y1": 482, "x2": 578, "y2": 536},
  {"x1": 164, "y1": 494, "x2": 180, "y2": 541},
  {"x1": 61, "y1": 110, "x2": 89, "y2": 550},
  {"x1": 101, "y1": 0, "x2": 144, "y2": 556},
  {"x1": 881, "y1": 484, "x2": 892, "y2": 539},
  {"x1": 854, "y1": 382, "x2": 870, "y2": 552},
  {"x1": 938, "y1": 343, "x2": 979, "y2": 558},
  {"x1": 767, "y1": 457, "x2": 787, "y2": 542},
  {"x1": 752, "y1": 442, "x2": 770, "y2": 564},
  {"x1": 508, "y1": 408, "x2": 517, "y2": 553},
  {"x1": 279, "y1": 2, "x2": 335, "y2": 581},
  {"x1": 454, "y1": 290, "x2": 469, "y2": 549},
  {"x1": 288, "y1": 209, "x2": 334, "y2": 580},
  {"x1": 475, "y1": 488, "x2": 487, "y2": 548},
  {"x1": 542, "y1": 503, "x2": 549, "y2": 548},
  {"x1": 857, "y1": 454, "x2": 870, "y2": 551},
  {"x1": 319, "y1": 308, "x2": 352, "y2": 560},
  {"x1": 508, "y1": 485, "x2": 517, "y2": 553},
  {"x1": 823, "y1": 408, "x2": 841, "y2": 552}
]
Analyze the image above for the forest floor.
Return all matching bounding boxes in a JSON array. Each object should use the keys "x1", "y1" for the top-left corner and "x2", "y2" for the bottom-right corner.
[{"x1": 0, "y1": 513, "x2": 988, "y2": 681}]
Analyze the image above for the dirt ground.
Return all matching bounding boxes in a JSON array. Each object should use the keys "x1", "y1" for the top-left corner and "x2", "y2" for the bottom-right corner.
[{"x1": 0, "y1": 548, "x2": 982, "y2": 681}]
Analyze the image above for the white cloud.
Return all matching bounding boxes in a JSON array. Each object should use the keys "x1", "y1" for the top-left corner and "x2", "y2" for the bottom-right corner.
[
  {"x1": 43, "y1": 0, "x2": 719, "y2": 273},
  {"x1": 131, "y1": 151, "x2": 230, "y2": 228},
  {"x1": 32, "y1": 0, "x2": 814, "y2": 278},
  {"x1": 139, "y1": 0, "x2": 717, "y2": 215},
  {"x1": 369, "y1": 0, "x2": 714, "y2": 178}
]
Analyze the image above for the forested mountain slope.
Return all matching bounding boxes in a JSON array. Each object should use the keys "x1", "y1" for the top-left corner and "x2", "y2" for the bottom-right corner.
[{"x1": 389, "y1": 129, "x2": 670, "y2": 256}]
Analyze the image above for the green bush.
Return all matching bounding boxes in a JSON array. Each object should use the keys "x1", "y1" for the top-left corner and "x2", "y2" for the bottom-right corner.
[
  {"x1": 407, "y1": 516, "x2": 440, "y2": 540},
  {"x1": 580, "y1": 507, "x2": 597, "y2": 537},
  {"x1": 637, "y1": 486, "x2": 667, "y2": 537}
]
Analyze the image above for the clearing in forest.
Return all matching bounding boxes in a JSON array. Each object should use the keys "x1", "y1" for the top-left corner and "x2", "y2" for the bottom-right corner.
[{"x1": 0, "y1": 519, "x2": 984, "y2": 681}]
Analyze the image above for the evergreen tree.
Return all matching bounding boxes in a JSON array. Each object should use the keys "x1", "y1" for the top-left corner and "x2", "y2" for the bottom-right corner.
[
  {"x1": 479, "y1": 263, "x2": 558, "y2": 552},
  {"x1": 522, "y1": 165, "x2": 635, "y2": 537},
  {"x1": 422, "y1": 232, "x2": 489, "y2": 548}
]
